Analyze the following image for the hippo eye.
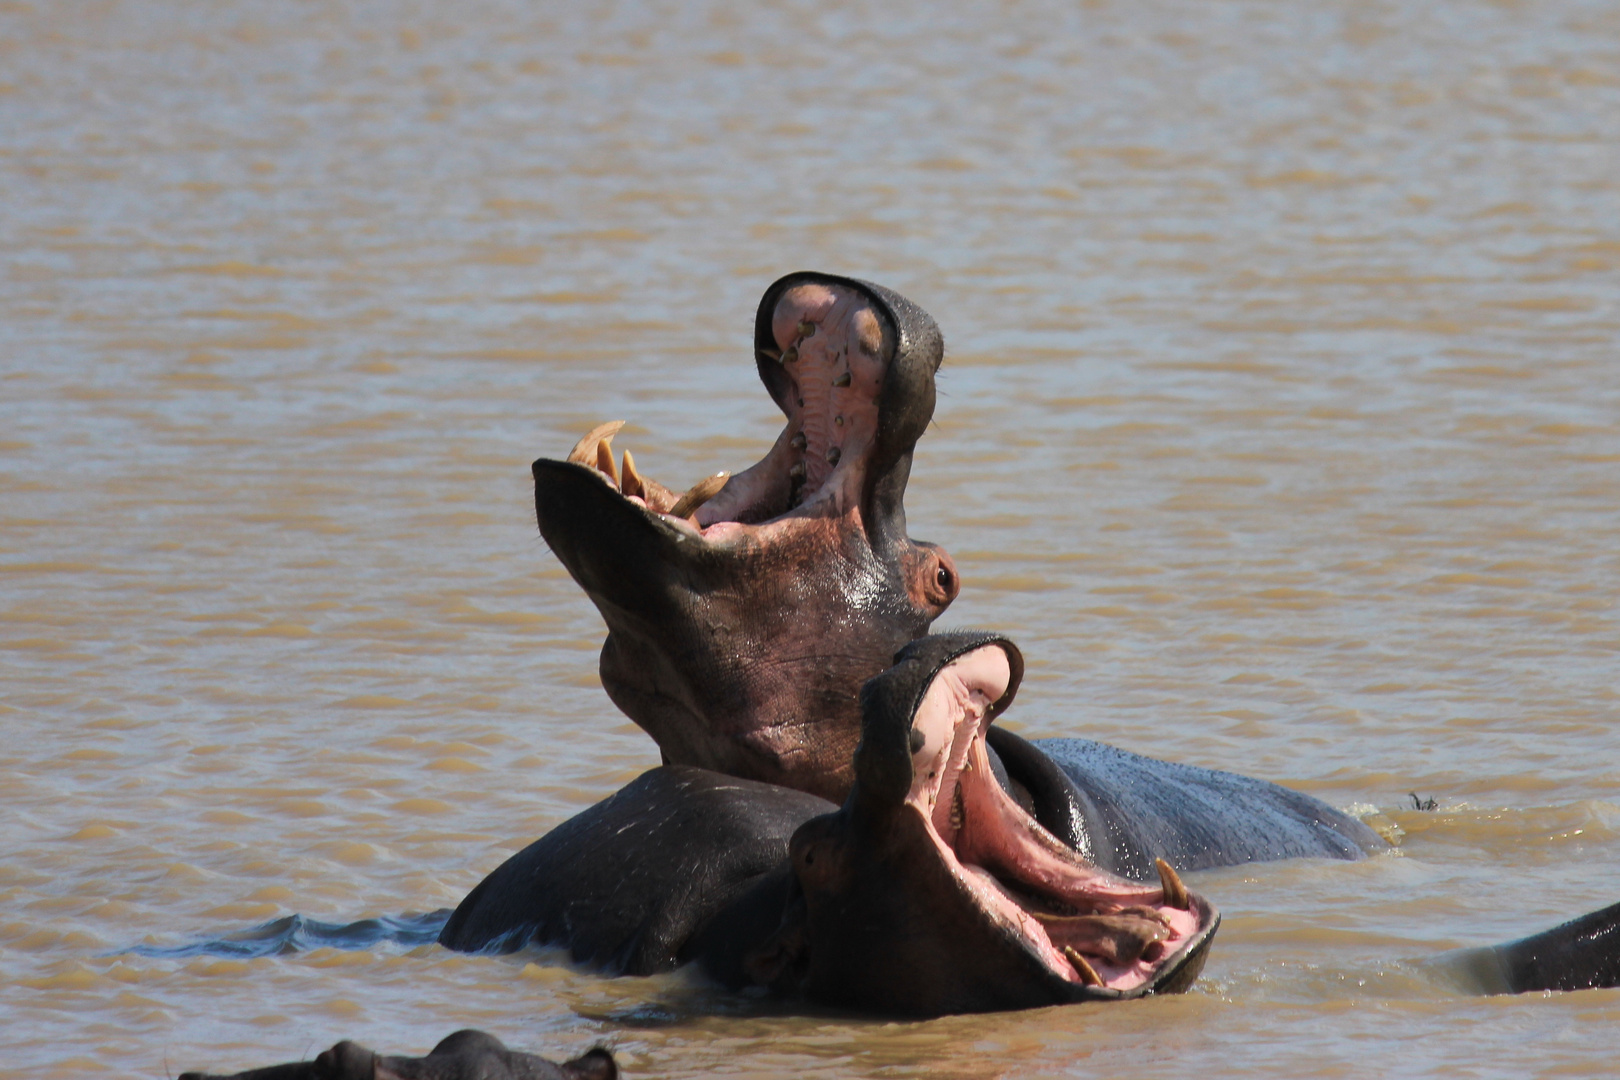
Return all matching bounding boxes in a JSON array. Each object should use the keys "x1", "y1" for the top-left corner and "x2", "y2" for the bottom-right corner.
[{"x1": 936, "y1": 565, "x2": 952, "y2": 590}]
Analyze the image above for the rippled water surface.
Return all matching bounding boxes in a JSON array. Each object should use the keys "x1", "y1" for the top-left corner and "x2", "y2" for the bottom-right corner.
[{"x1": 3, "y1": 1, "x2": 1619, "y2": 1076}]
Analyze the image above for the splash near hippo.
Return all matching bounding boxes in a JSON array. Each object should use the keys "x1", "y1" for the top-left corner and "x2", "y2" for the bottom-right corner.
[{"x1": 177, "y1": 274, "x2": 1620, "y2": 1075}]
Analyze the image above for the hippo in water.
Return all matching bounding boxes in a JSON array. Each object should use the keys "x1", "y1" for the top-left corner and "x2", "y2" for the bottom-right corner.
[
  {"x1": 538, "y1": 272, "x2": 958, "y2": 802},
  {"x1": 439, "y1": 633, "x2": 1620, "y2": 1005},
  {"x1": 442, "y1": 634, "x2": 1220, "y2": 1013},
  {"x1": 179, "y1": 1030, "x2": 616, "y2": 1080},
  {"x1": 539, "y1": 271, "x2": 1380, "y2": 874},
  {"x1": 179, "y1": 632, "x2": 1618, "y2": 1075}
]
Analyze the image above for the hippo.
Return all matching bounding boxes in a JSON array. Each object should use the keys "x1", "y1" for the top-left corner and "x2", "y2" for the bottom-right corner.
[
  {"x1": 442, "y1": 634, "x2": 1221, "y2": 1014},
  {"x1": 179, "y1": 1030, "x2": 615, "y2": 1080},
  {"x1": 537, "y1": 272, "x2": 958, "y2": 802},
  {"x1": 540, "y1": 271, "x2": 1381, "y2": 874},
  {"x1": 441, "y1": 632, "x2": 1620, "y2": 1005}
]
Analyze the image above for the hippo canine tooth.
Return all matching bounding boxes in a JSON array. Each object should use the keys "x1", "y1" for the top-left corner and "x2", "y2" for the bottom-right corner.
[
  {"x1": 1063, "y1": 946, "x2": 1104, "y2": 987},
  {"x1": 567, "y1": 420, "x2": 627, "y2": 479},
  {"x1": 620, "y1": 448, "x2": 644, "y2": 500},
  {"x1": 791, "y1": 432, "x2": 807, "y2": 450},
  {"x1": 1155, "y1": 858, "x2": 1189, "y2": 910},
  {"x1": 833, "y1": 371, "x2": 851, "y2": 387},
  {"x1": 797, "y1": 319, "x2": 816, "y2": 338},
  {"x1": 670, "y1": 473, "x2": 729, "y2": 519}
]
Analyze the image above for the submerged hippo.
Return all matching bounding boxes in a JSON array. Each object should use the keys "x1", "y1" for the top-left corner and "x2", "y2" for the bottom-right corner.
[
  {"x1": 443, "y1": 634, "x2": 1220, "y2": 1014},
  {"x1": 180, "y1": 1030, "x2": 615, "y2": 1080},
  {"x1": 539, "y1": 271, "x2": 1380, "y2": 874}
]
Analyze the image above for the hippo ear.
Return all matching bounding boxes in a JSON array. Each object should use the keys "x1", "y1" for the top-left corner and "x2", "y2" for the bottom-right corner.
[{"x1": 560, "y1": 1049, "x2": 619, "y2": 1080}]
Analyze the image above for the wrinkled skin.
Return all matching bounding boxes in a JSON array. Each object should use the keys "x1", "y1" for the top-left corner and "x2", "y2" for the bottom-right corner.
[
  {"x1": 534, "y1": 272, "x2": 957, "y2": 801},
  {"x1": 178, "y1": 1030, "x2": 615, "y2": 1080}
]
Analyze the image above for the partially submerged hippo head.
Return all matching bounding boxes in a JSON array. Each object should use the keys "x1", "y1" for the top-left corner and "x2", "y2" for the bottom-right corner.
[
  {"x1": 179, "y1": 1029, "x2": 615, "y2": 1080},
  {"x1": 751, "y1": 634, "x2": 1220, "y2": 1015},
  {"x1": 535, "y1": 273, "x2": 958, "y2": 801}
]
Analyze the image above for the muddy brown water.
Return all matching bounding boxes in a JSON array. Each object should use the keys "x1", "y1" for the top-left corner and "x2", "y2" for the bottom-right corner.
[{"x1": 3, "y1": 1, "x2": 1618, "y2": 1077}]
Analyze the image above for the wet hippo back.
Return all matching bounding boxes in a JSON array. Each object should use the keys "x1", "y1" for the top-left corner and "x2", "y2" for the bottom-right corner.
[{"x1": 988, "y1": 730, "x2": 1384, "y2": 880}]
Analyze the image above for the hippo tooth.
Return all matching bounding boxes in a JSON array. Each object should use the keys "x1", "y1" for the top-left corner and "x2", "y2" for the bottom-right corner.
[
  {"x1": 834, "y1": 415, "x2": 844, "y2": 427},
  {"x1": 620, "y1": 449, "x2": 644, "y2": 500},
  {"x1": 797, "y1": 319, "x2": 816, "y2": 338},
  {"x1": 760, "y1": 347, "x2": 782, "y2": 362},
  {"x1": 789, "y1": 462, "x2": 806, "y2": 481},
  {"x1": 826, "y1": 447, "x2": 841, "y2": 466},
  {"x1": 782, "y1": 346, "x2": 798, "y2": 364},
  {"x1": 595, "y1": 439, "x2": 619, "y2": 487},
  {"x1": 1155, "y1": 858, "x2": 1189, "y2": 910},
  {"x1": 791, "y1": 432, "x2": 807, "y2": 450},
  {"x1": 670, "y1": 473, "x2": 730, "y2": 519},
  {"x1": 833, "y1": 371, "x2": 851, "y2": 387},
  {"x1": 1063, "y1": 946, "x2": 1105, "y2": 987},
  {"x1": 567, "y1": 420, "x2": 627, "y2": 477},
  {"x1": 949, "y1": 784, "x2": 964, "y2": 831}
]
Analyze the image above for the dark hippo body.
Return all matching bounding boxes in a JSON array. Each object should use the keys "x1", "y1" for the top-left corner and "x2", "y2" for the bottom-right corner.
[
  {"x1": 437, "y1": 738, "x2": 1379, "y2": 970},
  {"x1": 446, "y1": 635, "x2": 1225, "y2": 1014},
  {"x1": 988, "y1": 730, "x2": 1383, "y2": 880}
]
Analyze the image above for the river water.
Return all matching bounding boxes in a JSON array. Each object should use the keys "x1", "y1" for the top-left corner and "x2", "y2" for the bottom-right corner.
[{"x1": 3, "y1": 1, "x2": 1618, "y2": 1076}]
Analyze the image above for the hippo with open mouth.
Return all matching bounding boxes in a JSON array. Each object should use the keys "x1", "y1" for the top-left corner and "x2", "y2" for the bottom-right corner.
[
  {"x1": 537, "y1": 271, "x2": 1381, "y2": 873},
  {"x1": 441, "y1": 634, "x2": 1219, "y2": 1013},
  {"x1": 535, "y1": 272, "x2": 958, "y2": 802}
]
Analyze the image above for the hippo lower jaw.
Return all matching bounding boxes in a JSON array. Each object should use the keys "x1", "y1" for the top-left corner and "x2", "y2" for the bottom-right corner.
[
  {"x1": 900, "y1": 644, "x2": 1218, "y2": 998},
  {"x1": 533, "y1": 273, "x2": 957, "y2": 801},
  {"x1": 780, "y1": 635, "x2": 1218, "y2": 1014}
]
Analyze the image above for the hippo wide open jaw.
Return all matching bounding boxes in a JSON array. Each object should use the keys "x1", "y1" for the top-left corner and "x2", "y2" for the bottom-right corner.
[
  {"x1": 534, "y1": 272, "x2": 959, "y2": 801},
  {"x1": 771, "y1": 634, "x2": 1218, "y2": 1011}
]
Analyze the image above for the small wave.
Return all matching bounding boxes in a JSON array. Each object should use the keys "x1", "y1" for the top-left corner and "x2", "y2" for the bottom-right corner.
[{"x1": 122, "y1": 909, "x2": 452, "y2": 960}]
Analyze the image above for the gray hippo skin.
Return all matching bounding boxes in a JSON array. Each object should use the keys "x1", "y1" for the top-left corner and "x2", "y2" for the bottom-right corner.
[
  {"x1": 985, "y1": 729, "x2": 1384, "y2": 881},
  {"x1": 179, "y1": 1030, "x2": 615, "y2": 1080},
  {"x1": 444, "y1": 634, "x2": 1222, "y2": 1015}
]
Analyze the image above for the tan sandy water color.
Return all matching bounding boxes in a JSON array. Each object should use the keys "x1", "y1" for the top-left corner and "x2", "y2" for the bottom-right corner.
[{"x1": 2, "y1": 1, "x2": 1618, "y2": 1077}]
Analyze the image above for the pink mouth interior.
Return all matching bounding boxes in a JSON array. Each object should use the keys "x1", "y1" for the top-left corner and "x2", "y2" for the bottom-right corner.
[
  {"x1": 566, "y1": 282, "x2": 891, "y2": 546},
  {"x1": 906, "y1": 646, "x2": 1203, "y2": 992}
]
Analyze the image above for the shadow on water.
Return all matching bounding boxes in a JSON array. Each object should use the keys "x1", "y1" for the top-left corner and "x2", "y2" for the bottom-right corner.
[{"x1": 122, "y1": 909, "x2": 453, "y2": 959}]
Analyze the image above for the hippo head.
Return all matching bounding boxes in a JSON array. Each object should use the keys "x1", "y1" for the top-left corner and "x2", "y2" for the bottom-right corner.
[
  {"x1": 758, "y1": 634, "x2": 1219, "y2": 1015},
  {"x1": 534, "y1": 273, "x2": 958, "y2": 801}
]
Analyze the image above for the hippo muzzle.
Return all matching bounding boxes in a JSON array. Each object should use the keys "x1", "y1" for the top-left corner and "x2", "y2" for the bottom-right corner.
[{"x1": 534, "y1": 273, "x2": 958, "y2": 801}]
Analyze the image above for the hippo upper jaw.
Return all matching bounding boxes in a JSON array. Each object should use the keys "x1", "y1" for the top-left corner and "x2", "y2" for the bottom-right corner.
[{"x1": 532, "y1": 273, "x2": 957, "y2": 802}]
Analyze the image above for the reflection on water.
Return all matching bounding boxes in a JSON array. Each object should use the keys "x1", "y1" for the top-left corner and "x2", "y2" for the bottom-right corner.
[{"x1": 2, "y1": 0, "x2": 1618, "y2": 1076}]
